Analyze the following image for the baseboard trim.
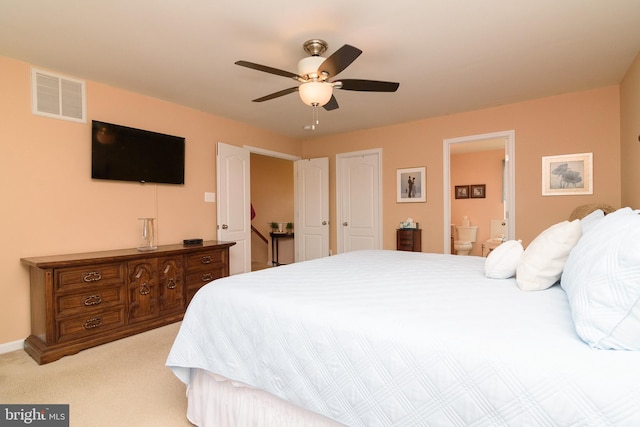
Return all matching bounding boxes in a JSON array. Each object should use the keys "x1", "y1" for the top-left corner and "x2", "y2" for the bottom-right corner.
[{"x1": 0, "y1": 339, "x2": 24, "y2": 354}]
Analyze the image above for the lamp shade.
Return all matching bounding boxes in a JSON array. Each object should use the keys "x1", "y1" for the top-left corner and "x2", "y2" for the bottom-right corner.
[{"x1": 298, "y1": 82, "x2": 333, "y2": 107}]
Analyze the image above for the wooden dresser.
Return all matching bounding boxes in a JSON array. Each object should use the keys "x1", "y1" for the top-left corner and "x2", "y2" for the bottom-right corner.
[
  {"x1": 396, "y1": 228, "x2": 422, "y2": 252},
  {"x1": 21, "y1": 241, "x2": 235, "y2": 364}
]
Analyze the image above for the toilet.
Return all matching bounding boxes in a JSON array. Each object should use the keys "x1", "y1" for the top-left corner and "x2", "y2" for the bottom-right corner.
[{"x1": 454, "y1": 225, "x2": 478, "y2": 255}]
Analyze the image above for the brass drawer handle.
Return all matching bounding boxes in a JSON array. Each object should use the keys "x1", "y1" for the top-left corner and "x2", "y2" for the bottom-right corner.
[
  {"x1": 83, "y1": 317, "x2": 102, "y2": 329},
  {"x1": 84, "y1": 294, "x2": 103, "y2": 306},
  {"x1": 167, "y1": 278, "x2": 176, "y2": 289},
  {"x1": 200, "y1": 256, "x2": 212, "y2": 264},
  {"x1": 201, "y1": 273, "x2": 213, "y2": 282},
  {"x1": 139, "y1": 283, "x2": 151, "y2": 295},
  {"x1": 82, "y1": 271, "x2": 102, "y2": 282}
]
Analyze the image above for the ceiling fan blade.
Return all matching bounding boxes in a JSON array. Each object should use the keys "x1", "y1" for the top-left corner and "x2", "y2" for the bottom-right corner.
[
  {"x1": 252, "y1": 87, "x2": 298, "y2": 102},
  {"x1": 337, "y1": 79, "x2": 400, "y2": 92},
  {"x1": 235, "y1": 60, "x2": 301, "y2": 80},
  {"x1": 323, "y1": 95, "x2": 339, "y2": 111},
  {"x1": 318, "y1": 44, "x2": 362, "y2": 78}
]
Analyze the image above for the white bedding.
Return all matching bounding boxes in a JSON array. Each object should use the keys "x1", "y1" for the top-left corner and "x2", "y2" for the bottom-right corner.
[
  {"x1": 187, "y1": 370, "x2": 343, "y2": 426},
  {"x1": 167, "y1": 250, "x2": 640, "y2": 426}
]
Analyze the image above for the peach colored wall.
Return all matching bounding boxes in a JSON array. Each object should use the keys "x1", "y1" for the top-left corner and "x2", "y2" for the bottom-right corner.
[
  {"x1": 250, "y1": 154, "x2": 294, "y2": 266},
  {"x1": 0, "y1": 56, "x2": 300, "y2": 344},
  {"x1": 302, "y1": 86, "x2": 621, "y2": 255},
  {"x1": 621, "y1": 52, "x2": 640, "y2": 208},
  {"x1": 451, "y1": 149, "x2": 505, "y2": 256},
  {"x1": 0, "y1": 52, "x2": 627, "y2": 347}
]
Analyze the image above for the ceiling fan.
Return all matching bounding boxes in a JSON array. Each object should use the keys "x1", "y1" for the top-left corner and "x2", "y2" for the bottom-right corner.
[{"x1": 235, "y1": 39, "x2": 400, "y2": 113}]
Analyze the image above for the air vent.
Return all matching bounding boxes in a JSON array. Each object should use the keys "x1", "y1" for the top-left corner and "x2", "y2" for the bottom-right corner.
[{"x1": 31, "y1": 67, "x2": 86, "y2": 123}]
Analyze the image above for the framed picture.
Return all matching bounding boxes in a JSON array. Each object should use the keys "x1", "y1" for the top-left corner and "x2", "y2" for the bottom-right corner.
[
  {"x1": 470, "y1": 184, "x2": 486, "y2": 198},
  {"x1": 454, "y1": 185, "x2": 469, "y2": 199},
  {"x1": 397, "y1": 167, "x2": 426, "y2": 202},
  {"x1": 542, "y1": 152, "x2": 593, "y2": 196}
]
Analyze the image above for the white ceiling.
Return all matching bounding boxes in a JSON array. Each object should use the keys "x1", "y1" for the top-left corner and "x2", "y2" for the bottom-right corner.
[{"x1": 1, "y1": 0, "x2": 639, "y2": 139}]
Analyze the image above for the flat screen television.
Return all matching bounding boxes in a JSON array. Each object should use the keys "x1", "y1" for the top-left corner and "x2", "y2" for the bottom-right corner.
[{"x1": 91, "y1": 120, "x2": 185, "y2": 185}]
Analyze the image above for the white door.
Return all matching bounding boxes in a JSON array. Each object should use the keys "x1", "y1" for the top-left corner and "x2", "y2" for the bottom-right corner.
[
  {"x1": 337, "y1": 149, "x2": 382, "y2": 253},
  {"x1": 294, "y1": 158, "x2": 329, "y2": 261},
  {"x1": 216, "y1": 142, "x2": 251, "y2": 274}
]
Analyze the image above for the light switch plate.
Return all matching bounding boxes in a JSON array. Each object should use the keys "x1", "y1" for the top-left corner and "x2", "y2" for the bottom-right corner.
[{"x1": 204, "y1": 192, "x2": 215, "y2": 203}]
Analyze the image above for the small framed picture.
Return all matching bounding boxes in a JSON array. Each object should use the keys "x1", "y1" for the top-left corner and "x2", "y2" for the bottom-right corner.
[
  {"x1": 470, "y1": 184, "x2": 486, "y2": 198},
  {"x1": 397, "y1": 167, "x2": 426, "y2": 203},
  {"x1": 542, "y1": 152, "x2": 593, "y2": 196},
  {"x1": 455, "y1": 185, "x2": 469, "y2": 199}
]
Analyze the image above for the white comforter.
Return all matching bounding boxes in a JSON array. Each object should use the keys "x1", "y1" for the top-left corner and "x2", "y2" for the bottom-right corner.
[{"x1": 167, "y1": 250, "x2": 640, "y2": 426}]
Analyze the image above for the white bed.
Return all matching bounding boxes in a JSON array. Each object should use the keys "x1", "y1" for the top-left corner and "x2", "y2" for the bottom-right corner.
[{"x1": 167, "y1": 208, "x2": 640, "y2": 427}]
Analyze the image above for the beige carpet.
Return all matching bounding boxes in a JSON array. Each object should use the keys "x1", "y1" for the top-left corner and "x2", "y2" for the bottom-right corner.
[{"x1": 0, "y1": 322, "x2": 193, "y2": 426}]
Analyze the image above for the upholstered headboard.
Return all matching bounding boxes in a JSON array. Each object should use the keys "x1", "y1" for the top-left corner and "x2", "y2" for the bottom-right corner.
[{"x1": 569, "y1": 203, "x2": 616, "y2": 221}]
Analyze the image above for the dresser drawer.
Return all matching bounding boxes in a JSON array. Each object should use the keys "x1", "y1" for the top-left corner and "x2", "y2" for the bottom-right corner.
[
  {"x1": 56, "y1": 306, "x2": 126, "y2": 343},
  {"x1": 56, "y1": 285, "x2": 126, "y2": 318},
  {"x1": 55, "y1": 263, "x2": 126, "y2": 292},
  {"x1": 398, "y1": 235, "x2": 414, "y2": 245},
  {"x1": 186, "y1": 265, "x2": 225, "y2": 304},
  {"x1": 186, "y1": 250, "x2": 224, "y2": 271},
  {"x1": 186, "y1": 267, "x2": 224, "y2": 289}
]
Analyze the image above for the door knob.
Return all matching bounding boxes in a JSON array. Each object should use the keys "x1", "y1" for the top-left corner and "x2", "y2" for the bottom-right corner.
[
  {"x1": 221, "y1": 224, "x2": 228, "y2": 229},
  {"x1": 322, "y1": 221, "x2": 327, "y2": 225},
  {"x1": 342, "y1": 222, "x2": 348, "y2": 226}
]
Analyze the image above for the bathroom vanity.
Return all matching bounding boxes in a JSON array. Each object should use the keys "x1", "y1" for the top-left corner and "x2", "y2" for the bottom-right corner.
[{"x1": 482, "y1": 239, "x2": 502, "y2": 257}]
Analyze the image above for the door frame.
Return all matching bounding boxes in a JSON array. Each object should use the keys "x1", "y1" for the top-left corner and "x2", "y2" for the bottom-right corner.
[
  {"x1": 442, "y1": 130, "x2": 516, "y2": 254},
  {"x1": 244, "y1": 145, "x2": 300, "y2": 162},
  {"x1": 336, "y1": 148, "x2": 383, "y2": 254},
  {"x1": 217, "y1": 144, "x2": 300, "y2": 272}
]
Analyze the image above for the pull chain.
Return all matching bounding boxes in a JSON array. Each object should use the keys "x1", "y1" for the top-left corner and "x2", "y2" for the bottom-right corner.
[
  {"x1": 304, "y1": 104, "x2": 320, "y2": 131},
  {"x1": 312, "y1": 104, "x2": 319, "y2": 128},
  {"x1": 313, "y1": 104, "x2": 318, "y2": 127}
]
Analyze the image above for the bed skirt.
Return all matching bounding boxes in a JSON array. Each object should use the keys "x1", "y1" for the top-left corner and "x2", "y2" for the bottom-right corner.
[{"x1": 187, "y1": 369, "x2": 344, "y2": 427}]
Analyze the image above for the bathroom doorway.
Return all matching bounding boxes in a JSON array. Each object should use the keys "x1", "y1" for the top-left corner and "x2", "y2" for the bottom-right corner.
[{"x1": 443, "y1": 131, "x2": 515, "y2": 254}]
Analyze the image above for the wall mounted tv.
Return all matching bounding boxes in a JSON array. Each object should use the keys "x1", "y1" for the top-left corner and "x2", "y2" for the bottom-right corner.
[{"x1": 91, "y1": 120, "x2": 185, "y2": 185}]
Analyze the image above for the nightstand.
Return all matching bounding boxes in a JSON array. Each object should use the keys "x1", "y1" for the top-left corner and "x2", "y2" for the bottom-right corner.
[{"x1": 397, "y1": 229, "x2": 422, "y2": 252}]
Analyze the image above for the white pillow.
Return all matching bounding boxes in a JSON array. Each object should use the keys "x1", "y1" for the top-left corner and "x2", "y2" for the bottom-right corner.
[
  {"x1": 516, "y1": 219, "x2": 582, "y2": 291},
  {"x1": 561, "y1": 207, "x2": 640, "y2": 350},
  {"x1": 580, "y1": 208, "x2": 604, "y2": 235},
  {"x1": 485, "y1": 240, "x2": 523, "y2": 279}
]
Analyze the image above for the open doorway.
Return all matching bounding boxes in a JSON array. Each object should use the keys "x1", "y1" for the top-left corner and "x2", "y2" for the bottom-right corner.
[
  {"x1": 227, "y1": 145, "x2": 327, "y2": 271},
  {"x1": 217, "y1": 143, "x2": 305, "y2": 273},
  {"x1": 443, "y1": 131, "x2": 515, "y2": 254},
  {"x1": 249, "y1": 152, "x2": 295, "y2": 271}
]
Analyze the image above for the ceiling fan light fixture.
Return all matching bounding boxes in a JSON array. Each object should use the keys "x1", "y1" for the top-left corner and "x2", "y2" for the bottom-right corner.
[
  {"x1": 235, "y1": 39, "x2": 399, "y2": 116},
  {"x1": 297, "y1": 56, "x2": 326, "y2": 79},
  {"x1": 298, "y1": 81, "x2": 333, "y2": 107}
]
